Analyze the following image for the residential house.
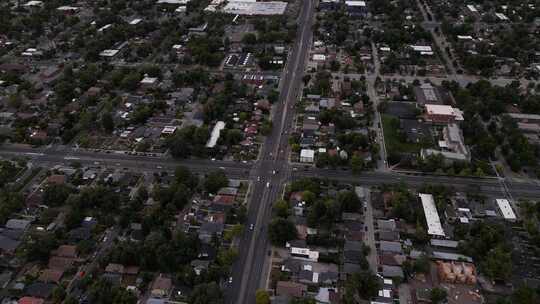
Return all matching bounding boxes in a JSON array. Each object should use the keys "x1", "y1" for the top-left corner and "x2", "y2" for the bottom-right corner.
[
  {"x1": 300, "y1": 149, "x2": 315, "y2": 163},
  {"x1": 190, "y1": 260, "x2": 210, "y2": 275},
  {"x1": 286, "y1": 240, "x2": 319, "y2": 261},
  {"x1": 276, "y1": 281, "x2": 307, "y2": 298},
  {"x1": 198, "y1": 222, "x2": 224, "y2": 243},
  {"x1": 424, "y1": 104, "x2": 464, "y2": 124},
  {"x1": 150, "y1": 274, "x2": 172, "y2": 298},
  {"x1": 379, "y1": 241, "x2": 402, "y2": 254}
]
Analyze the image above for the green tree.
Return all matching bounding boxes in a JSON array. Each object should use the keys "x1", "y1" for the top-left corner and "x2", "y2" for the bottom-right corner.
[
  {"x1": 344, "y1": 271, "x2": 381, "y2": 302},
  {"x1": 268, "y1": 90, "x2": 279, "y2": 103},
  {"x1": 273, "y1": 199, "x2": 289, "y2": 218},
  {"x1": 260, "y1": 120, "x2": 272, "y2": 135},
  {"x1": 189, "y1": 282, "x2": 222, "y2": 304},
  {"x1": 0, "y1": 191, "x2": 23, "y2": 225},
  {"x1": 217, "y1": 248, "x2": 238, "y2": 267},
  {"x1": 338, "y1": 190, "x2": 361, "y2": 213},
  {"x1": 350, "y1": 154, "x2": 364, "y2": 174},
  {"x1": 242, "y1": 33, "x2": 257, "y2": 44},
  {"x1": 302, "y1": 191, "x2": 316, "y2": 204},
  {"x1": 511, "y1": 286, "x2": 539, "y2": 304},
  {"x1": 43, "y1": 184, "x2": 74, "y2": 207},
  {"x1": 168, "y1": 135, "x2": 190, "y2": 158},
  {"x1": 413, "y1": 255, "x2": 431, "y2": 274},
  {"x1": 54, "y1": 81, "x2": 76, "y2": 107},
  {"x1": 225, "y1": 129, "x2": 243, "y2": 146},
  {"x1": 255, "y1": 289, "x2": 270, "y2": 304},
  {"x1": 482, "y1": 245, "x2": 512, "y2": 281},
  {"x1": 268, "y1": 218, "x2": 297, "y2": 245},
  {"x1": 101, "y1": 112, "x2": 115, "y2": 133},
  {"x1": 52, "y1": 285, "x2": 66, "y2": 303},
  {"x1": 290, "y1": 299, "x2": 316, "y2": 304},
  {"x1": 88, "y1": 278, "x2": 137, "y2": 304},
  {"x1": 430, "y1": 287, "x2": 448, "y2": 304},
  {"x1": 121, "y1": 73, "x2": 141, "y2": 91},
  {"x1": 224, "y1": 224, "x2": 244, "y2": 242},
  {"x1": 174, "y1": 166, "x2": 198, "y2": 188},
  {"x1": 23, "y1": 233, "x2": 59, "y2": 263},
  {"x1": 204, "y1": 170, "x2": 229, "y2": 194}
]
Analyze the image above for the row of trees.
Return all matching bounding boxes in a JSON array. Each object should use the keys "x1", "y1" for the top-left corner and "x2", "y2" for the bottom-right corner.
[{"x1": 457, "y1": 221, "x2": 512, "y2": 281}]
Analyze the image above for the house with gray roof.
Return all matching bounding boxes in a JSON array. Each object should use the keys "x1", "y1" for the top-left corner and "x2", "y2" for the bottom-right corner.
[
  {"x1": 379, "y1": 241, "x2": 402, "y2": 254},
  {"x1": 381, "y1": 265, "x2": 404, "y2": 278},
  {"x1": 5, "y1": 219, "x2": 31, "y2": 230}
]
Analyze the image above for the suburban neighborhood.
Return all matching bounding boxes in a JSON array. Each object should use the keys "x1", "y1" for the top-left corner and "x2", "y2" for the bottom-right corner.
[{"x1": 0, "y1": 0, "x2": 539, "y2": 304}]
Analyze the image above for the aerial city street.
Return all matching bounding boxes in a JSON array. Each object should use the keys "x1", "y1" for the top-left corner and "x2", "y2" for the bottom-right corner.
[{"x1": 0, "y1": 0, "x2": 540, "y2": 304}]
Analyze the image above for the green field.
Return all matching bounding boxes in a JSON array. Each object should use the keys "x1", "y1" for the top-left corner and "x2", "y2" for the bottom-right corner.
[{"x1": 381, "y1": 114, "x2": 423, "y2": 154}]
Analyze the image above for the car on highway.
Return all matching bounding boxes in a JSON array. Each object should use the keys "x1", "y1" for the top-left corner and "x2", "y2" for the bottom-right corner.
[
  {"x1": 266, "y1": 182, "x2": 270, "y2": 188},
  {"x1": 228, "y1": 277, "x2": 233, "y2": 284},
  {"x1": 249, "y1": 224, "x2": 254, "y2": 231},
  {"x1": 257, "y1": 176, "x2": 261, "y2": 181}
]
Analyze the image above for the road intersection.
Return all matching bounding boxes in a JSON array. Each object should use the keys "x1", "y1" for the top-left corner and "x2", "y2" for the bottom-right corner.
[{"x1": 1, "y1": 0, "x2": 539, "y2": 302}]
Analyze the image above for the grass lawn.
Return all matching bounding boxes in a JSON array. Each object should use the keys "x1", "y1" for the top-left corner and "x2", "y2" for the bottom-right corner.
[{"x1": 381, "y1": 114, "x2": 423, "y2": 154}]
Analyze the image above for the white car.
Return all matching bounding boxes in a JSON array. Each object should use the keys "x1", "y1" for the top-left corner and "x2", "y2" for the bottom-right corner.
[
  {"x1": 249, "y1": 224, "x2": 254, "y2": 230},
  {"x1": 266, "y1": 182, "x2": 270, "y2": 188},
  {"x1": 228, "y1": 277, "x2": 233, "y2": 284}
]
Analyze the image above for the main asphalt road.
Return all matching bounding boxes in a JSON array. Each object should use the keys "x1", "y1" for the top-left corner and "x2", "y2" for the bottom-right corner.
[
  {"x1": 226, "y1": 0, "x2": 315, "y2": 303},
  {"x1": 1, "y1": 1, "x2": 540, "y2": 301},
  {"x1": 3, "y1": 144, "x2": 540, "y2": 200}
]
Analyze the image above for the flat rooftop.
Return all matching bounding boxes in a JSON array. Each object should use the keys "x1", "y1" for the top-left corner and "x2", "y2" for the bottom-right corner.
[
  {"x1": 419, "y1": 193, "x2": 445, "y2": 237},
  {"x1": 496, "y1": 198, "x2": 516, "y2": 220},
  {"x1": 222, "y1": 1, "x2": 288, "y2": 15}
]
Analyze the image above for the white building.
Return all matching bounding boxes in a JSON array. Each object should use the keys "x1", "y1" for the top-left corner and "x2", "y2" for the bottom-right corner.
[
  {"x1": 419, "y1": 193, "x2": 445, "y2": 237},
  {"x1": 286, "y1": 241, "x2": 319, "y2": 261},
  {"x1": 23, "y1": 1, "x2": 44, "y2": 8},
  {"x1": 98, "y1": 24, "x2": 113, "y2": 33},
  {"x1": 442, "y1": 124, "x2": 469, "y2": 157},
  {"x1": 139, "y1": 77, "x2": 158, "y2": 89},
  {"x1": 410, "y1": 45, "x2": 434, "y2": 56},
  {"x1": 300, "y1": 149, "x2": 315, "y2": 163},
  {"x1": 496, "y1": 199, "x2": 517, "y2": 221},
  {"x1": 206, "y1": 121, "x2": 226, "y2": 148},
  {"x1": 56, "y1": 6, "x2": 80, "y2": 13},
  {"x1": 222, "y1": 1, "x2": 288, "y2": 15},
  {"x1": 312, "y1": 54, "x2": 326, "y2": 61},
  {"x1": 425, "y1": 104, "x2": 464, "y2": 123},
  {"x1": 99, "y1": 49, "x2": 120, "y2": 58},
  {"x1": 157, "y1": 0, "x2": 190, "y2": 4},
  {"x1": 466, "y1": 5, "x2": 478, "y2": 14},
  {"x1": 161, "y1": 126, "x2": 177, "y2": 136},
  {"x1": 495, "y1": 13, "x2": 509, "y2": 21},
  {"x1": 424, "y1": 123, "x2": 470, "y2": 163},
  {"x1": 21, "y1": 48, "x2": 43, "y2": 57}
]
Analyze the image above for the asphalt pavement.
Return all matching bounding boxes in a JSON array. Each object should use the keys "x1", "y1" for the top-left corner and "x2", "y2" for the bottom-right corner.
[
  {"x1": 226, "y1": 0, "x2": 315, "y2": 303},
  {"x1": 1, "y1": 0, "x2": 540, "y2": 299}
]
